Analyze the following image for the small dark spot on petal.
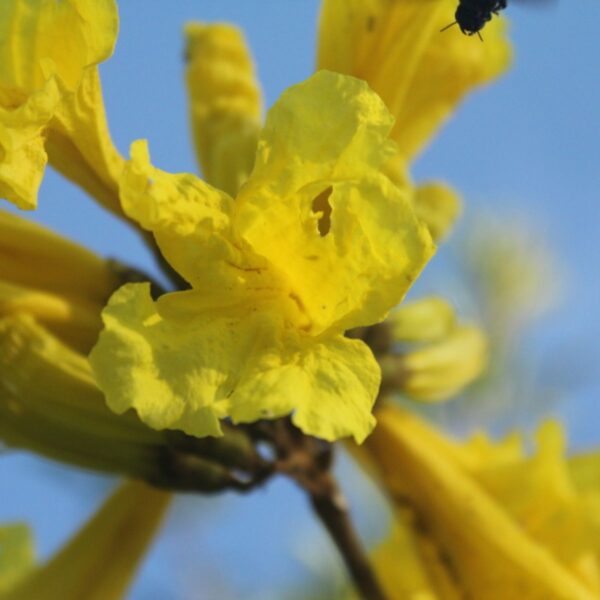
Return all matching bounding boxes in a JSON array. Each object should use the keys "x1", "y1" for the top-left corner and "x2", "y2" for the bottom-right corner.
[{"x1": 311, "y1": 187, "x2": 333, "y2": 237}]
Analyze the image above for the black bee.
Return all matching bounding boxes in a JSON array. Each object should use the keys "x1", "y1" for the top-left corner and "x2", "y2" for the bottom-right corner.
[{"x1": 442, "y1": 0, "x2": 508, "y2": 39}]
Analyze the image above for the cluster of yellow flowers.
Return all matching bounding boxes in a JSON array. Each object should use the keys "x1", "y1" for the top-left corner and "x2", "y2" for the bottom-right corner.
[{"x1": 0, "y1": 0, "x2": 597, "y2": 599}]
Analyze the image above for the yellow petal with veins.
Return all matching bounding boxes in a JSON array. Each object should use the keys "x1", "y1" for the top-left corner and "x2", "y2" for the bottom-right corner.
[
  {"x1": 237, "y1": 71, "x2": 434, "y2": 335},
  {"x1": 90, "y1": 283, "x2": 379, "y2": 443}
]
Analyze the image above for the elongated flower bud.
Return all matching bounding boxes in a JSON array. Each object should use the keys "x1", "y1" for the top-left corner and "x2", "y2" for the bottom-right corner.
[
  {"x1": 0, "y1": 210, "x2": 118, "y2": 304},
  {"x1": 0, "y1": 524, "x2": 33, "y2": 594},
  {"x1": 185, "y1": 23, "x2": 262, "y2": 196},
  {"x1": 412, "y1": 182, "x2": 462, "y2": 243},
  {"x1": 0, "y1": 210, "x2": 155, "y2": 352},
  {"x1": 395, "y1": 325, "x2": 488, "y2": 402}
]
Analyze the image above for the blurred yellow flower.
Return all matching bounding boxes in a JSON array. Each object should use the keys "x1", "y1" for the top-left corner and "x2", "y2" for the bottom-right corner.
[
  {"x1": 317, "y1": 0, "x2": 511, "y2": 167},
  {"x1": 362, "y1": 405, "x2": 600, "y2": 599},
  {"x1": 0, "y1": 525, "x2": 33, "y2": 595}
]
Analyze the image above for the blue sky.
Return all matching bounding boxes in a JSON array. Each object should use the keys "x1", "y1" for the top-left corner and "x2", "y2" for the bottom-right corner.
[{"x1": 1, "y1": 1, "x2": 599, "y2": 598}]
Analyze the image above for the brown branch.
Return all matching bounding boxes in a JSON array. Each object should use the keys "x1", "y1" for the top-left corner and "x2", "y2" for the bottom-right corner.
[
  {"x1": 309, "y1": 471, "x2": 388, "y2": 600},
  {"x1": 266, "y1": 421, "x2": 388, "y2": 600}
]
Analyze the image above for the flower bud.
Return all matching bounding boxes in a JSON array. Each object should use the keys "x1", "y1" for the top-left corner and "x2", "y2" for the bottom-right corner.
[
  {"x1": 185, "y1": 23, "x2": 262, "y2": 196},
  {"x1": 412, "y1": 182, "x2": 462, "y2": 242},
  {"x1": 388, "y1": 296, "x2": 456, "y2": 343},
  {"x1": 395, "y1": 325, "x2": 488, "y2": 402}
]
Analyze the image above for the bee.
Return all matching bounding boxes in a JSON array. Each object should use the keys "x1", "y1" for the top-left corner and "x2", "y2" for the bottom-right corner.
[{"x1": 441, "y1": 0, "x2": 508, "y2": 39}]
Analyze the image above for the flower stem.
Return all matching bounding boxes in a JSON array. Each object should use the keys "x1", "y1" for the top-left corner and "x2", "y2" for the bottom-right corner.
[
  {"x1": 309, "y1": 471, "x2": 388, "y2": 600},
  {"x1": 262, "y1": 420, "x2": 387, "y2": 600}
]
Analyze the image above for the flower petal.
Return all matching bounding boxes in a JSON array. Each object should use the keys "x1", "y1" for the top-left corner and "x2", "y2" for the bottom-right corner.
[
  {"x1": 185, "y1": 23, "x2": 262, "y2": 196},
  {"x1": 90, "y1": 283, "x2": 379, "y2": 442},
  {"x1": 236, "y1": 71, "x2": 434, "y2": 334},
  {"x1": 0, "y1": 0, "x2": 123, "y2": 214},
  {"x1": 0, "y1": 0, "x2": 117, "y2": 94},
  {"x1": 0, "y1": 79, "x2": 60, "y2": 209},
  {"x1": 46, "y1": 69, "x2": 126, "y2": 217},
  {"x1": 119, "y1": 140, "x2": 276, "y2": 298},
  {"x1": 290, "y1": 335, "x2": 379, "y2": 443}
]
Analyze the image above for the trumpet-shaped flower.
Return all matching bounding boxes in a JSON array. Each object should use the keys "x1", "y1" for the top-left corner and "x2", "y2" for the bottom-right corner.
[
  {"x1": 0, "y1": 0, "x2": 124, "y2": 215},
  {"x1": 362, "y1": 405, "x2": 600, "y2": 599},
  {"x1": 90, "y1": 71, "x2": 435, "y2": 443},
  {"x1": 0, "y1": 314, "x2": 270, "y2": 492}
]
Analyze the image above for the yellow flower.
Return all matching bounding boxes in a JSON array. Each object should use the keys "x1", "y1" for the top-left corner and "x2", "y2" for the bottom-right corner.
[
  {"x1": 90, "y1": 71, "x2": 435, "y2": 443},
  {"x1": 464, "y1": 213, "x2": 563, "y2": 334},
  {"x1": 0, "y1": 481, "x2": 171, "y2": 600},
  {"x1": 411, "y1": 183, "x2": 462, "y2": 243},
  {"x1": 0, "y1": 0, "x2": 124, "y2": 215},
  {"x1": 362, "y1": 405, "x2": 599, "y2": 599}
]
